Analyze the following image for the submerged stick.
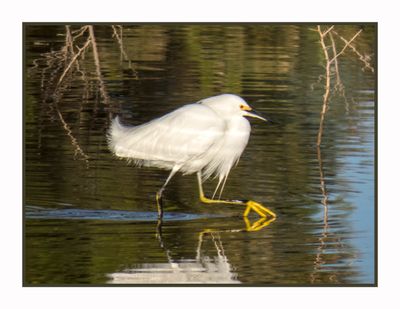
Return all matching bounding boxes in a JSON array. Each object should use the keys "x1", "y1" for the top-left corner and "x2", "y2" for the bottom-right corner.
[
  {"x1": 315, "y1": 26, "x2": 363, "y2": 146},
  {"x1": 316, "y1": 25, "x2": 332, "y2": 146},
  {"x1": 111, "y1": 25, "x2": 138, "y2": 78},
  {"x1": 55, "y1": 107, "x2": 90, "y2": 164},
  {"x1": 56, "y1": 36, "x2": 91, "y2": 88},
  {"x1": 332, "y1": 29, "x2": 374, "y2": 73},
  {"x1": 329, "y1": 29, "x2": 362, "y2": 64},
  {"x1": 88, "y1": 25, "x2": 110, "y2": 105}
]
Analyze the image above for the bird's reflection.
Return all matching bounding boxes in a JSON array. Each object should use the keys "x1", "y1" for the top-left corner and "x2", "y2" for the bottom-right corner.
[{"x1": 107, "y1": 216, "x2": 275, "y2": 284}]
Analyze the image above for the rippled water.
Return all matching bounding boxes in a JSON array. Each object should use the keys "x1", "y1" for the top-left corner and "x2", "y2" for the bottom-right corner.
[{"x1": 24, "y1": 24, "x2": 376, "y2": 285}]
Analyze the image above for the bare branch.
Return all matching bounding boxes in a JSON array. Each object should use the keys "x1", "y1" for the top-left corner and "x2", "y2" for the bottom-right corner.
[
  {"x1": 88, "y1": 25, "x2": 110, "y2": 104},
  {"x1": 315, "y1": 26, "x2": 364, "y2": 146},
  {"x1": 332, "y1": 30, "x2": 374, "y2": 73},
  {"x1": 328, "y1": 29, "x2": 363, "y2": 64},
  {"x1": 321, "y1": 25, "x2": 335, "y2": 37},
  {"x1": 111, "y1": 25, "x2": 138, "y2": 77},
  {"x1": 64, "y1": 25, "x2": 74, "y2": 55},
  {"x1": 316, "y1": 25, "x2": 332, "y2": 146},
  {"x1": 56, "y1": 37, "x2": 91, "y2": 87},
  {"x1": 328, "y1": 32, "x2": 341, "y2": 85},
  {"x1": 71, "y1": 25, "x2": 89, "y2": 39},
  {"x1": 112, "y1": 25, "x2": 129, "y2": 62},
  {"x1": 328, "y1": 31, "x2": 346, "y2": 99},
  {"x1": 55, "y1": 107, "x2": 90, "y2": 164}
]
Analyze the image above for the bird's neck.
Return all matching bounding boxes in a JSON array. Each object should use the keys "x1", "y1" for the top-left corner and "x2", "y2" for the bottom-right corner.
[{"x1": 225, "y1": 115, "x2": 251, "y2": 132}]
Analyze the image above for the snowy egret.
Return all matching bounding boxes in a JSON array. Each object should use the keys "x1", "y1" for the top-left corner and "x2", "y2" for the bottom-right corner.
[{"x1": 108, "y1": 94, "x2": 276, "y2": 219}]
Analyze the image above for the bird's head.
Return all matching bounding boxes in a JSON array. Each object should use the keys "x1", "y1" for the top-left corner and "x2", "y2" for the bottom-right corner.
[{"x1": 199, "y1": 94, "x2": 269, "y2": 122}]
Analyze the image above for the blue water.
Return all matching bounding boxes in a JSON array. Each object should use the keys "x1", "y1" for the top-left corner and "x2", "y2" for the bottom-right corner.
[{"x1": 25, "y1": 206, "x2": 221, "y2": 221}]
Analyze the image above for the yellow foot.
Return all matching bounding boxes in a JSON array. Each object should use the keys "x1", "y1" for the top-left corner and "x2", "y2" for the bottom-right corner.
[
  {"x1": 199, "y1": 194, "x2": 241, "y2": 205},
  {"x1": 244, "y1": 216, "x2": 276, "y2": 232},
  {"x1": 243, "y1": 200, "x2": 276, "y2": 218},
  {"x1": 200, "y1": 193, "x2": 276, "y2": 220}
]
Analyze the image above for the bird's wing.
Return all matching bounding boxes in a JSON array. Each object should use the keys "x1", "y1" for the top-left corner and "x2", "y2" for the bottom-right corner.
[{"x1": 110, "y1": 104, "x2": 225, "y2": 164}]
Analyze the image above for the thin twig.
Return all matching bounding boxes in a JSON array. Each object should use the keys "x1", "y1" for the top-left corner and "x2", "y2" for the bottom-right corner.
[
  {"x1": 328, "y1": 31, "x2": 342, "y2": 89},
  {"x1": 316, "y1": 26, "x2": 363, "y2": 146},
  {"x1": 112, "y1": 25, "x2": 130, "y2": 62},
  {"x1": 332, "y1": 30, "x2": 374, "y2": 73},
  {"x1": 322, "y1": 25, "x2": 335, "y2": 37},
  {"x1": 55, "y1": 106, "x2": 90, "y2": 164},
  {"x1": 56, "y1": 37, "x2": 91, "y2": 87},
  {"x1": 88, "y1": 25, "x2": 110, "y2": 105},
  {"x1": 329, "y1": 29, "x2": 362, "y2": 64},
  {"x1": 111, "y1": 25, "x2": 138, "y2": 78},
  {"x1": 64, "y1": 25, "x2": 75, "y2": 55},
  {"x1": 71, "y1": 25, "x2": 89, "y2": 39},
  {"x1": 328, "y1": 31, "x2": 348, "y2": 112},
  {"x1": 316, "y1": 25, "x2": 332, "y2": 146}
]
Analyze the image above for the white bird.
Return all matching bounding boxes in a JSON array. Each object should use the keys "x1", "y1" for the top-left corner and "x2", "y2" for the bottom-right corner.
[{"x1": 108, "y1": 94, "x2": 276, "y2": 220}]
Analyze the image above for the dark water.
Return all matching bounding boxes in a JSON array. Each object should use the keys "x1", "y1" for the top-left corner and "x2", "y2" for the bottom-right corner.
[{"x1": 24, "y1": 24, "x2": 376, "y2": 285}]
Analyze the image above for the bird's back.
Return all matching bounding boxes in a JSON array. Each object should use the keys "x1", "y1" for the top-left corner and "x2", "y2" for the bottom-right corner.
[{"x1": 107, "y1": 104, "x2": 225, "y2": 171}]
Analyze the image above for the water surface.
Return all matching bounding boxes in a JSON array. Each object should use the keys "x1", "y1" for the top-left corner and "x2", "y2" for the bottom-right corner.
[{"x1": 24, "y1": 24, "x2": 376, "y2": 285}]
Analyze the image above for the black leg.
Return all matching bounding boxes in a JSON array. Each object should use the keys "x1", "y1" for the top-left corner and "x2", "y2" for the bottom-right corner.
[{"x1": 155, "y1": 166, "x2": 180, "y2": 219}]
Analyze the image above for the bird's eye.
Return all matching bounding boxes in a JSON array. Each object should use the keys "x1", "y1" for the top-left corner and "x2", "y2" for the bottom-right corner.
[{"x1": 240, "y1": 104, "x2": 251, "y2": 111}]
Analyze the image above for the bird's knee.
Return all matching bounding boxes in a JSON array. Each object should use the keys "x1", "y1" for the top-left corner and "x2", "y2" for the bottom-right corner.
[{"x1": 156, "y1": 188, "x2": 165, "y2": 200}]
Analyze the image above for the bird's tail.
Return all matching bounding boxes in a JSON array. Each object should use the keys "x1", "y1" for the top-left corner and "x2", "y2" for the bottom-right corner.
[{"x1": 107, "y1": 116, "x2": 126, "y2": 154}]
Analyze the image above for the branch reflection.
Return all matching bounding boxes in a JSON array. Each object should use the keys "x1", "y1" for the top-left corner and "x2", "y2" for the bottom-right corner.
[{"x1": 310, "y1": 146, "x2": 345, "y2": 284}]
